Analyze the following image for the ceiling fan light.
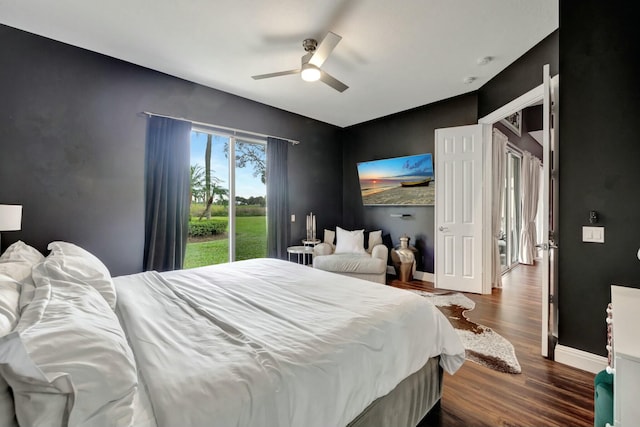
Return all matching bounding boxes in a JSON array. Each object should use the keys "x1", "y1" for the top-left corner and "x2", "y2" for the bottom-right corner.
[{"x1": 301, "y1": 64, "x2": 321, "y2": 82}]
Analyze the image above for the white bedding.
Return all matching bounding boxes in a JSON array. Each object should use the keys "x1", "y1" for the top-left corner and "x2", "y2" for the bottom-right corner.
[{"x1": 114, "y1": 258, "x2": 465, "y2": 427}]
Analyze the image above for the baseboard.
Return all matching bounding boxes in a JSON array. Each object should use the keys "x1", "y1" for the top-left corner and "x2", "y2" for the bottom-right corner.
[
  {"x1": 413, "y1": 271, "x2": 434, "y2": 282},
  {"x1": 555, "y1": 344, "x2": 607, "y2": 374},
  {"x1": 387, "y1": 267, "x2": 434, "y2": 283}
]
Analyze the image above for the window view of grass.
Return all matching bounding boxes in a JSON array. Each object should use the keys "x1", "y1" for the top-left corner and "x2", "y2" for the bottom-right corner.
[
  {"x1": 184, "y1": 205, "x2": 267, "y2": 268},
  {"x1": 186, "y1": 133, "x2": 266, "y2": 269}
]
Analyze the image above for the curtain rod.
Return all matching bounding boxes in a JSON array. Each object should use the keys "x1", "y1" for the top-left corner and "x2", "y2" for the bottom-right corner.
[{"x1": 140, "y1": 111, "x2": 300, "y2": 145}]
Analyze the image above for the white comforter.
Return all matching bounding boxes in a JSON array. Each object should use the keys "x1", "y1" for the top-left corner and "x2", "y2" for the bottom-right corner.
[{"x1": 114, "y1": 258, "x2": 465, "y2": 427}]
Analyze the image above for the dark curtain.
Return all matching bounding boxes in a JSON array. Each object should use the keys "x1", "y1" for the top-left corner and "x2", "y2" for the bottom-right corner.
[
  {"x1": 266, "y1": 137, "x2": 290, "y2": 259},
  {"x1": 143, "y1": 116, "x2": 192, "y2": 271}
]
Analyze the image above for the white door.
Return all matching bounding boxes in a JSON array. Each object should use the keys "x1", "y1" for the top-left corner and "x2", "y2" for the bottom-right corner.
[
  {"x1": 540, "y1": 65, "x2": 559, "y2": 358},
  {"x1": 435, "y1": 124, "x2": 487, "y2": 294}
]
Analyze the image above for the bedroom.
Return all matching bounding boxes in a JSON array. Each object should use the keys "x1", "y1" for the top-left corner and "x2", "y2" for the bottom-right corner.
[{"x1": 1, "y1": 1, "x2": 639, "y2": 426}]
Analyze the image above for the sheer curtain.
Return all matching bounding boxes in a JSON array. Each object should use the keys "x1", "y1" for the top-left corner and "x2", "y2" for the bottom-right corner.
[
  {"x1": 143, "y1": 116, "x2": 192, "y2": 271},
  {"x1": 266, "y1": 137, "x2": 290, "y2": 260},
  {"x1": 492, "y1": 129, "x2": 508, "y2": 288},
  {"x1": 519, "y1": 151, "x2": 542, "y2": 265}
]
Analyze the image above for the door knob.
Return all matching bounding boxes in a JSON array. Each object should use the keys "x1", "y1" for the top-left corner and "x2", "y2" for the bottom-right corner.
[{"x1": 439, "y1": 226, "x2": 449, "y2": 232}]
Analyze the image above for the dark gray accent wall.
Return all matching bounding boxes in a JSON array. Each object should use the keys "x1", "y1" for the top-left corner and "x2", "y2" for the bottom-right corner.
[
  {"x1": 341, "y1": 94, "x2": 478, "y2": 273},
  {"x1": 558, "y1": 3, "x2": 640, "y2": 355},
  {"x1": 0, "y1": 24, "x2": 342, "y2": 276},
  {"x1": 523, "y1": 105, "x2": 543, "y2": 132},
  {"x1": 478, "y1": 30, "x2": 558, "y2": 118}
]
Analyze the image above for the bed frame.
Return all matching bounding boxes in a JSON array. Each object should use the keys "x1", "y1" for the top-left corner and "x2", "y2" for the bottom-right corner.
[{"x1": 347, "y1": 356, "x2": 442, "y2": 427}]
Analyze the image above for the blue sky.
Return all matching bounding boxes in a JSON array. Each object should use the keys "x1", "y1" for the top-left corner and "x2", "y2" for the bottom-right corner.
[
  {"x1": 190, "y1": 132, "x2": 265, "y2": 198},
  {"x1": 357, "y1": 153, "x2": 433, "y2": 180}
]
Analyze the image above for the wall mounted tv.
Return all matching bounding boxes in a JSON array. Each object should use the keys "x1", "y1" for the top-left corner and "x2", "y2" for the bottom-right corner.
[{"x1": 357, "y1": 153, "x2": 434, "y2": 206}]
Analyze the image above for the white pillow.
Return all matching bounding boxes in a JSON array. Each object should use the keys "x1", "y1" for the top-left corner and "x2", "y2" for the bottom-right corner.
[
  {"x1": 0, "y1": 241, "x2": 44, "y2": 265},
  {"x1": 0, "y1": 274, "x2": 20, "y2": 427},
  {"x1": 1, "y1": 262, "x2": 37, "y2": 318},
  {"x1": 367, "y1": 230, "x2": 383, "y2": 254},
  {"x1": 0, "y1": 259, "x2": 138, "y2": 427},
  {"x1": 46, "y1": 241, "x2": 117, "y2": 310},
  {"x1": 334, "y1": 227, "x2": 366, "y2": 254},
  {"x1": 0, "y1": 241, "x2": 45, "y2": 314},
  {"x1": 0, "y1": 275, "x2": 21, "y2": 333},
  {"x1": 0, "y1": 241, "x2": 43, "y2": 427}
]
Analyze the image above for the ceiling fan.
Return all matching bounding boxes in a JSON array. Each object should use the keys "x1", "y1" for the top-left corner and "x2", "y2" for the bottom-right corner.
[{"x1": 252, "y1": 32, "x2": 348, "y2": 93}]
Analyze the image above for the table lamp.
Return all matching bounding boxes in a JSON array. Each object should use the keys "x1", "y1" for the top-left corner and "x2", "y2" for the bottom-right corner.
[{"x1": 0, "y1": 204, "x2": 23, "y2": 251}]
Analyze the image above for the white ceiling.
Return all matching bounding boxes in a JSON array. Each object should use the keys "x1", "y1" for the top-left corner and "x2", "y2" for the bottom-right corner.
[{"x1": 0, "y1": 0, "x2": 558, "y2": 128}]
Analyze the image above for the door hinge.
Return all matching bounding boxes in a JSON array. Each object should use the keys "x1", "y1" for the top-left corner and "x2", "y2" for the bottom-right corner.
[{"x1": 549, "y1": 294, "x2": 555, "y2": 304}]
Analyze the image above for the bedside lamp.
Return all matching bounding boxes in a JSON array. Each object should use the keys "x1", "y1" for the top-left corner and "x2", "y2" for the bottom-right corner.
[{"x1": 0, "y1": 204, "x2": 23, "y2": 251}]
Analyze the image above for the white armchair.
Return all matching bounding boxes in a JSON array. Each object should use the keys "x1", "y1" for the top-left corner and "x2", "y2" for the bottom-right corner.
[{"x1": 312, "y1": 241, "x2": 389, "y2": 284}]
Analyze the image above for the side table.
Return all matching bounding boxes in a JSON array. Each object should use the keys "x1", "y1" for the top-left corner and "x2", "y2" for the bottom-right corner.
[
  {"x1": 287, "y1": 245, "x2": 315, "y2": 265},
  {"x1": 302, "y1": 238, "x2": 321, "y2": 248}
]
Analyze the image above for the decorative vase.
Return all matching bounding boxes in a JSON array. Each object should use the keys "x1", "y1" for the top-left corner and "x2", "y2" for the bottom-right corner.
[{"x1": 391, "y1": 234, "x2": 418, "y2": 282}]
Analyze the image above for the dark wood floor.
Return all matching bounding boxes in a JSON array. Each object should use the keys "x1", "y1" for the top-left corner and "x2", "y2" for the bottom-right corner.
[{"x1": 388, "y1": 263, "x2": 595, "y2": 427}]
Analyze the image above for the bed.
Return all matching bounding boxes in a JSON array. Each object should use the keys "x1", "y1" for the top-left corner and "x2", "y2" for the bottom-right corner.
[{"x1": 0, "y1": 241, "x2": 465, "y2": 427}]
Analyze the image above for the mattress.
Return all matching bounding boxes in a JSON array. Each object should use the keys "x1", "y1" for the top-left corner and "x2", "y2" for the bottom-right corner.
[{"x1": 115, "y1": 258, "x2": 465, "y2": 427}]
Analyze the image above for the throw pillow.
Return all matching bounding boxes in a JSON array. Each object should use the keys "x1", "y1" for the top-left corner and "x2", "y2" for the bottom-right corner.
[
  {"x1": 334, "y1": 227, "x2": 366, "y2": 254},
  {"x1": 0, "y1": 240, "x2": 44, "y2": 316},
  {"x1": 0, "y1": 260, "x2": 138, "y2": 427},
  {"x1": 0, "y1": 241, "x2": 45, "y2": 427},
  {"x1": 0, "y1": 274, "x2": 20, "y2": 427},
  {"x1": 323, "y1": 229, "x2": 336, "y2": 245},
  {"x1": 367, "y1": 230, "x2": 383, "y2": 254},
  {"x1": 0, "y1": 275, "x2": 21, "y2": 333},
  {"x1": 0, "y1": 241, "x2": 44, "y2": 265},
  {"x1": 46, "y1": 241, "x2": 117, "y2": 310}
]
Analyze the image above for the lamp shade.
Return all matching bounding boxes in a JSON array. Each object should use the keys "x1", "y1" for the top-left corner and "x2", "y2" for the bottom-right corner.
[{"x1": 0, "y1": 205, "x2": 22, "y2": 231}]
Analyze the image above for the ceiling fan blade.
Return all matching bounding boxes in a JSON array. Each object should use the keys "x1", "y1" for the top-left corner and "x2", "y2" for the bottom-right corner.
[
  {"x1": 308, "y1": 32, "x2": 342, "y2": 67},
  {"x1": 320, "y1": 71, "x2": 348, "y2": 92},
  {"x1": 252, "y1": 69, "x2": 300, "y2": 80}
]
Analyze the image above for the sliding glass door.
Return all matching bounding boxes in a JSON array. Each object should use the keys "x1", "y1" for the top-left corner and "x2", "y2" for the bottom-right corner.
[
  {"x1": 500, "y1": 150, "x2": 522, "y2": 272},
  {"x1": 185, "y1": 130, "x2": 266, "y2": 268},
  {"x1": 232, "y1": 139, "x2": 267, "y2": 261}
]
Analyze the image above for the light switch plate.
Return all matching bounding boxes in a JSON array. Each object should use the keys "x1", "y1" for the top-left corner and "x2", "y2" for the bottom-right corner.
[
  {"x1": 291, "y1": 214, "x2": 295, "y2": 222},
  {"x1": 582, "y1": 226, "x2": 605, "y2": 243}
]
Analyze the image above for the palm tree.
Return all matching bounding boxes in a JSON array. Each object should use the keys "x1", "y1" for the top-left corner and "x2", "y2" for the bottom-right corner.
[
  {"x1": 199, "y1": 175, "x2": 226, "y2": 220},
  {"x1": 212, "y1": 184, "x2": 229, "y2": 205},
  {"x1": 204, "y1": 134, "x2": 212, "y2": 218},
  {"x1": 190, "y1": 164, "x2": 205, "y2": 203}
]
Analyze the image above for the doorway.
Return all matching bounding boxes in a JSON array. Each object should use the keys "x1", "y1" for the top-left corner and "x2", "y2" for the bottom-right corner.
[
  {"x1": 434, "y1": 68, "x2": 557, "y2": 356},
  {"x1": 478, "y1": 69, "x2": 559, "y2": 358},
  {"x1": 185, "y1": 130, "x2": 267, "y2": 268}
]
